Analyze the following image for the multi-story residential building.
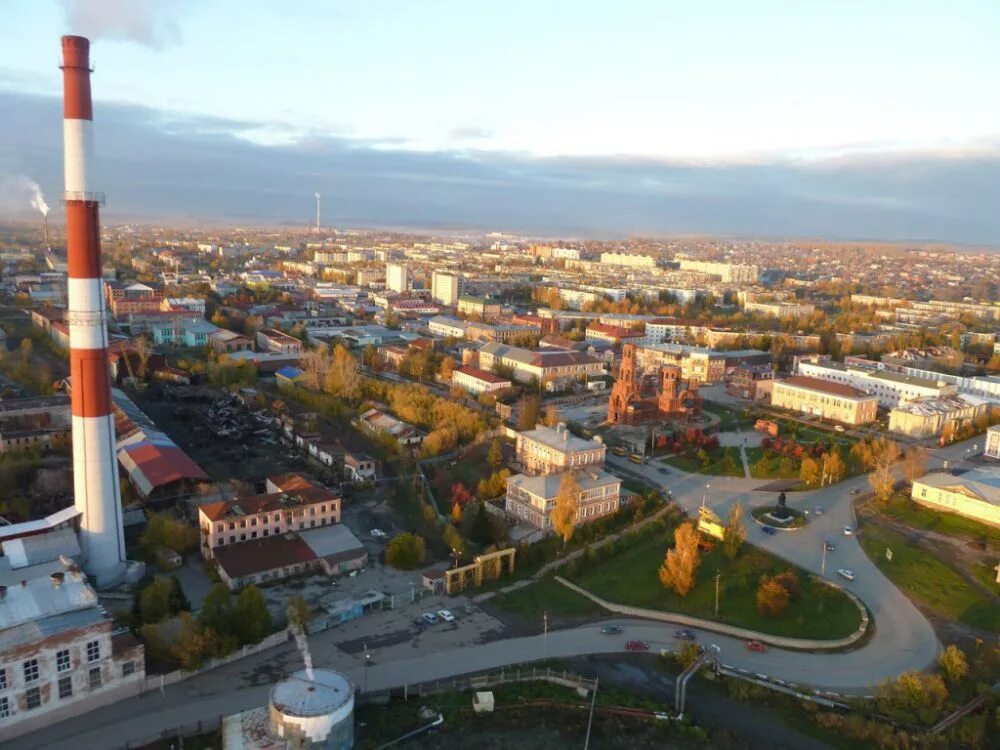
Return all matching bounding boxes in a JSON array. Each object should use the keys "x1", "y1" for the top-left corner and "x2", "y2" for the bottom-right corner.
[
  {"x1": 599, "y1": 252, "x2": 656, "y2": 268},
  {"x1": 634, "y1": 344, "x2": 773, "y2": 383},
  {"x1": 515, "y1": 423, "x2": 606, "y2": 475},
  {"x1": 256, "y1": 328, "x2": 305, "y2": 355},
  {"x1": 104, "y1": 281, "x2": 165, "y2": 318},
  {"x1": 355, "y1": 268, "x2": 383, "y2": 287},
  {"x1": 431, "y1": 271, "x2": 460, "y2": 306},
  {"x1": 478, "y1": 341, "x2": 604, "y2": 386},
  {"x1": 743, "y1": 301, "x2": 816, "y2": 319},
  {"x1": 505, "y1": 467, "x2": 621, "y2": 532},
  {"x1": 676, "y1": 259, "x2": 759, "y2": 284},
  {"x1": 888, "y1": 395, "x2": 990, "y2": 439},
  {"x1": 161, "y1": 297, "x2": 206, "y2": 314},
  {"x1": 451, "y1": 366, "x2": 511, "y2": 396},
  {"x1": 585, "y1": 322, "x2": 645, "y2": 347},
  {"x1": 457, "y1": 296, "x2": 502, "y2": 320},
  {"x1": 557, "y1": 285, "x2": 628, "y2": 310},
  {"x1": 198, "y1": 474, "x2": 341, "y2": 559},
  {"x1": 386, "y1": 262, "x2": 409, "y2": 293},
  {"x1": 0, "y1": 559, "x2": 145, "y2": 743},
  {"x1": 771, "y1": 375, "x2": 879, "y2": 425},
  {"x1": 911, "y1": 469, "x2": 1000, "y2": 527},
  {"x1": 796, "y1": 360, "x2": 956, "y2": 408}
]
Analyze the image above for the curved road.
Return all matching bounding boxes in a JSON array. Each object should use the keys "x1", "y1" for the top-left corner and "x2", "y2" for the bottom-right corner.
[{"x1": 14, "y1": 439, "x2": 978, "y2": 750}]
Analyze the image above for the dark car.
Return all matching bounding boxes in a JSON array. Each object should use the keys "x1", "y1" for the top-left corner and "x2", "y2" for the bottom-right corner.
[
  {"x1": 824, "y1": 541, "x2": 835, "y2": 552},
  {"x1": 601, "y1": 625, "x2": 624, "y2": 635},
  {"x1": 761, "y1": 526, "x2": 777, "y2": 536},
  {"x1": 657, "y1": 467, "x2": 670, "y2": 475},
  {"x1": 674, "y1": 629, "x2": 697, "y2": 641}
]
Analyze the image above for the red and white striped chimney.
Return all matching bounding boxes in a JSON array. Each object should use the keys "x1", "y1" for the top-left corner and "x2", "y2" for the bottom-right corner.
[{"x1": 61, "y1": 35, "x2": 126, "y2": 586}]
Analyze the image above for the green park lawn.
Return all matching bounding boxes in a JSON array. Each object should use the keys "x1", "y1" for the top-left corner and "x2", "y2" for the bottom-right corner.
[
  {"x1": 491, "y1": 576, "x2": 607, "y2": 620},
  {"x1": 878, "y1": 495, "x2": 1000, "y2": 548},
  {"x1": 563, "y1": 531, "x2": 862, "y2": 639},
  {"x1": 663, "y1": 446, "x2": 744, "y2": 477},
  {"x1": 859, "y1": 525, "x2": 1000, "y2": 632}
]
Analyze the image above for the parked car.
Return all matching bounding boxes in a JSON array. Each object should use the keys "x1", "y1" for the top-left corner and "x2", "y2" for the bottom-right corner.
[
  {"x1": 674, "y1": 629, "x2": 697, "y2": 641},
  {"x1": 625, "y1": 640, "x2": 649, "y2": 651},
  {"x1": 850, "y1": 488, "x2": 861, "y2": 495},
  {"x1": 843, "y1": 525, "x2": 854, "y2": 536},
  {"x1": 837, "y1": 569, "x2": 856, "y2": 581},
  {"x1": 761, "y1": 525, "x2": 777, "y2": 536},
  {"x1": 438, "y1": 609, "x2": 455, "y2": 623},
  {"x1": 657, "y1": 467, "x2": 670, "y2": 475},
  {"x1": 601, "y1": 625, "x2": 624, "y2": 635},
  {"x1": 745, "y1": 640, "x2": 768, "y2": 653},
  {"x1": 824, "y1": 541, "x2": 836, "y2": 552},
  {"x1": 814, "y1": 507, "x2": 824, "y2": 516},
  {"x1": 421, "y1": 612, "x2": 439, "y2": 624},
  {"x1": 834, "y1": 425, "x2": 846, "y2": 433}
]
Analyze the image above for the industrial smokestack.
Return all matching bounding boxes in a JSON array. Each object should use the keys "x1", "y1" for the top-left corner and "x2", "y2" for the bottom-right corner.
[
  {"x1": 61, "y1": 35, "x2": 126, "y2": 587},
  {"x1": 315, "y1": 192, "x2": 321, "y2": 232}
]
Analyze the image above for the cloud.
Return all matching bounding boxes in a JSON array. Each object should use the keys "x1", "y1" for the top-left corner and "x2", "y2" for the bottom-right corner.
[
  {"x1": 60, "y1": 0, "x2": 182, "y2": 49},
  {"x1": 450, "y1": 126, "x2": 493, "y2": 141},
  {"x1": 1, "y1": 90, "x2": 998, "y2": 245}
]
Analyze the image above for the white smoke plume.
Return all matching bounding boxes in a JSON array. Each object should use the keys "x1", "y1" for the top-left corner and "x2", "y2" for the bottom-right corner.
[
  {"x1": 0, "y1": 176, "x2": 50, "y2": 217},
  {"x1": 26, "y1": 179, "x2": 50, "y2": 217},
  {"x1": 60, "y1": 0, "x2": 182, "y2": 49}
]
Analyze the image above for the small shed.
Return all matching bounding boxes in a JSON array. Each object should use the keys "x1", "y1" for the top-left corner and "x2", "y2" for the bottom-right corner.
[{"x1": 473, "y1": 692, "x2": 495, "y2": 713}]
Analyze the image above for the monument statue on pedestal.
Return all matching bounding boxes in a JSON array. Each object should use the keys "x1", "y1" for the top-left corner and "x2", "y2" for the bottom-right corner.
[{"x1": 773, "y1": 491, "x2": 790, "y2": 520}]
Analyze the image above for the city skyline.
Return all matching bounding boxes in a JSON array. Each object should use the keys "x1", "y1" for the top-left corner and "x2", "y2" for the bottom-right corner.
[{"x1": 1, "y1": 1, "x2": 999, "y2": 242}]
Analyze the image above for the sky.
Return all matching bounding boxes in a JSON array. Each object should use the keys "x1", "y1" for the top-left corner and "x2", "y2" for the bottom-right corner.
[{"x1": 1, "y1": 0, "x2": 999, "y2": 243}]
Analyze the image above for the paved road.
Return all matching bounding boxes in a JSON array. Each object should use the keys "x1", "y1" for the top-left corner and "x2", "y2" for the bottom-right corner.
[{"x1": 14, "y1": 438, "x2": 982, "y2": 750}]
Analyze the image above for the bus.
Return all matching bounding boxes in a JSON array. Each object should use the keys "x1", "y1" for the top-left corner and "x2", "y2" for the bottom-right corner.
[
  {"x1": 611, "y1": 445, "x2": 628, "y2": 457},
  {"x1": 629, "y1": 453, "x2": 646, "y2": 465}
]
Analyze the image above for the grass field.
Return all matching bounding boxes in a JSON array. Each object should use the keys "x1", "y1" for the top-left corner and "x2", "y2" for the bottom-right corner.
[
  {"x1": 491, "y1": 577, "x2": 607, "y2": 620},
  {"x1": 878, "y1": 495, "x2": 1000, "y2": 547},
  {"x1": 564, "y1": 530, "x2": 861, "y2": 639},
  {"x1": 663, "y1": 446, "x2": 744, "y2": 477},
  {"x1": 859, "y1": 525, "x2": 1000, "y2": 632}
]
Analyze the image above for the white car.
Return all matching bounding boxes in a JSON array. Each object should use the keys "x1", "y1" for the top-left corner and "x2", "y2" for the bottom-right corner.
[
  {"x1": 421, "y1": 612, "x2": 438, "y2": 624},
  {"x1": 837, "y1": 569, "x2": 855, "y2": 581},
  {"x1": 370, "y1": 528, "x2": 386, "y2": 538},
  {"x1": 843, "y1": 525, "x2": 854, "y2": 535},
  {"x1": 438, "y1": 609, "x2": 455, "y2": 623}
]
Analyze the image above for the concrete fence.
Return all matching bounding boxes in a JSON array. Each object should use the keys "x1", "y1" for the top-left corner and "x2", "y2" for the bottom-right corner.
[
  {"x1": 142, "y1": 628, "x2": 292, "y2": 694},
  {"x1": 361, "y1": 665, "x2": 597, "y2": 703},
  {"x1": 554, "y1": 576, "x2": 870, "y2": 651}
]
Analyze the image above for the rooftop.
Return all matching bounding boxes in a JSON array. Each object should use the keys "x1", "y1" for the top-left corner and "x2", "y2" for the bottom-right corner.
[
  {"x1": 916, "y1": 468, "x2": 1000, "y2": 507},
  {"x1": 778, "y1": 375, "x2": 874, "y2": 400},
  {"x1": 518, "y1": 424, "x2": 600, "y2": 453},
  {"x1": 454, "y1": 365, "x2": 510, "y2": 384},
  {"x1": 507, "y1": 468, "x2": 620, "y2": 499},
  {"x1": 212, "y1": 532, "x2": 316, "y2": 579}
]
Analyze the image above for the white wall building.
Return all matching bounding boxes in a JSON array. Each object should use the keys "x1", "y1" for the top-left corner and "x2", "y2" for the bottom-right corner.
[
  {"x1": 431, "y1": 271, "x2": 459, "y2": 306},
  {"x1": 386, "y1": 263, "x2": 409, "y2": 293},
  {"x1": 797, "y1": 360, "x2": 957, "y2": 408}
]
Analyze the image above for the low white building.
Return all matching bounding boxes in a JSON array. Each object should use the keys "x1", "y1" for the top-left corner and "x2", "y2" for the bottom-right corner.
[
  {"x1": 451, "y1": 366, "x2": 511, "y2": 395},
  {"x1": 985, "y1": 424, "x2": 1000, "y2": 460},
  {"x1": 797, "y1": 360, "x2": 957, "y2": 408},
  {"x1": 911, "y1": 468, "x2": 1000, "y2": 528}
]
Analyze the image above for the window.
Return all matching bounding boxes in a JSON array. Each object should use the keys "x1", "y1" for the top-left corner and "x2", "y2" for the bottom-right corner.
[
  {"x1": 58, "y1": 676, "x2": 73, "y2": 699},
  {"x1": 26, "y1": 687, "x2": 41, "y2": 710},
  {"x1": 0, "y1": 696, "x2": 8, "y2": 719},
  {"x1": 87, "y1": 640, "x2": 100, "y2": 663},
  {"x1": 88, "y1": 667, "x2": 101, "y2": 690},
  {"x1": 23, "y1": 659, "x2": 39, "y2": 683},
  {"x1": 0, "y1": 668, "x2": 5, "y2": 690},
  {"x1": 122, "y1": 661, "x2": 135, "y2": 677},
  {"x1": 57, "y1": 649, "x2": 71, "y2": 672}
]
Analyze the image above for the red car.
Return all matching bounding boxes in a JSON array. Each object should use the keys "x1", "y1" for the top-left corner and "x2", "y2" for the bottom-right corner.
[
  {"x1": 625, "y1": 640, "x2": 649, "y2": 651},
  {"x1": 745, "y1": 640, "x2": 767, "y2": 653}
]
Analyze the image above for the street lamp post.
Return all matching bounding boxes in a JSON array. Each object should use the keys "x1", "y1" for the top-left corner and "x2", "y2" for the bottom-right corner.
[
  {"x1": 702, "y1": 483, "x2": 710, "y2": 508},
  {"x1": 363, "y1": 644, "x2": 371, "y2": 694},
  {"x1": 543, "y1": 611, "x2": 548, "y2": 662},
  {"x1": 714, "y1": 572, "x2": 721, "y2": 617},
  {"x1": 821, "y1": 541, "x2": 827, "y2": 576}
]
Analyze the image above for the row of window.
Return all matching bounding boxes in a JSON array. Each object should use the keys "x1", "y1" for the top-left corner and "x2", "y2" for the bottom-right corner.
[
  {"x1": 0, "y1": 641, "x2": 100, "y2": 693},
  {"x1": 0, "y1": 663, "x2": 135, "y2": 721},
  {"x1": 214, "y1": 505, "x2": 331, "y2": 533}
]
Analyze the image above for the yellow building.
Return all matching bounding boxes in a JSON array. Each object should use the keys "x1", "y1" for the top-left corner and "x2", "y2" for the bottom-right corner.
[
  {"x1": 911, "y1": 469, "x2": 1000, "y2": 528},
  {"x1": 771, "y1": 375, "x2": 878, "y2": 426}
]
